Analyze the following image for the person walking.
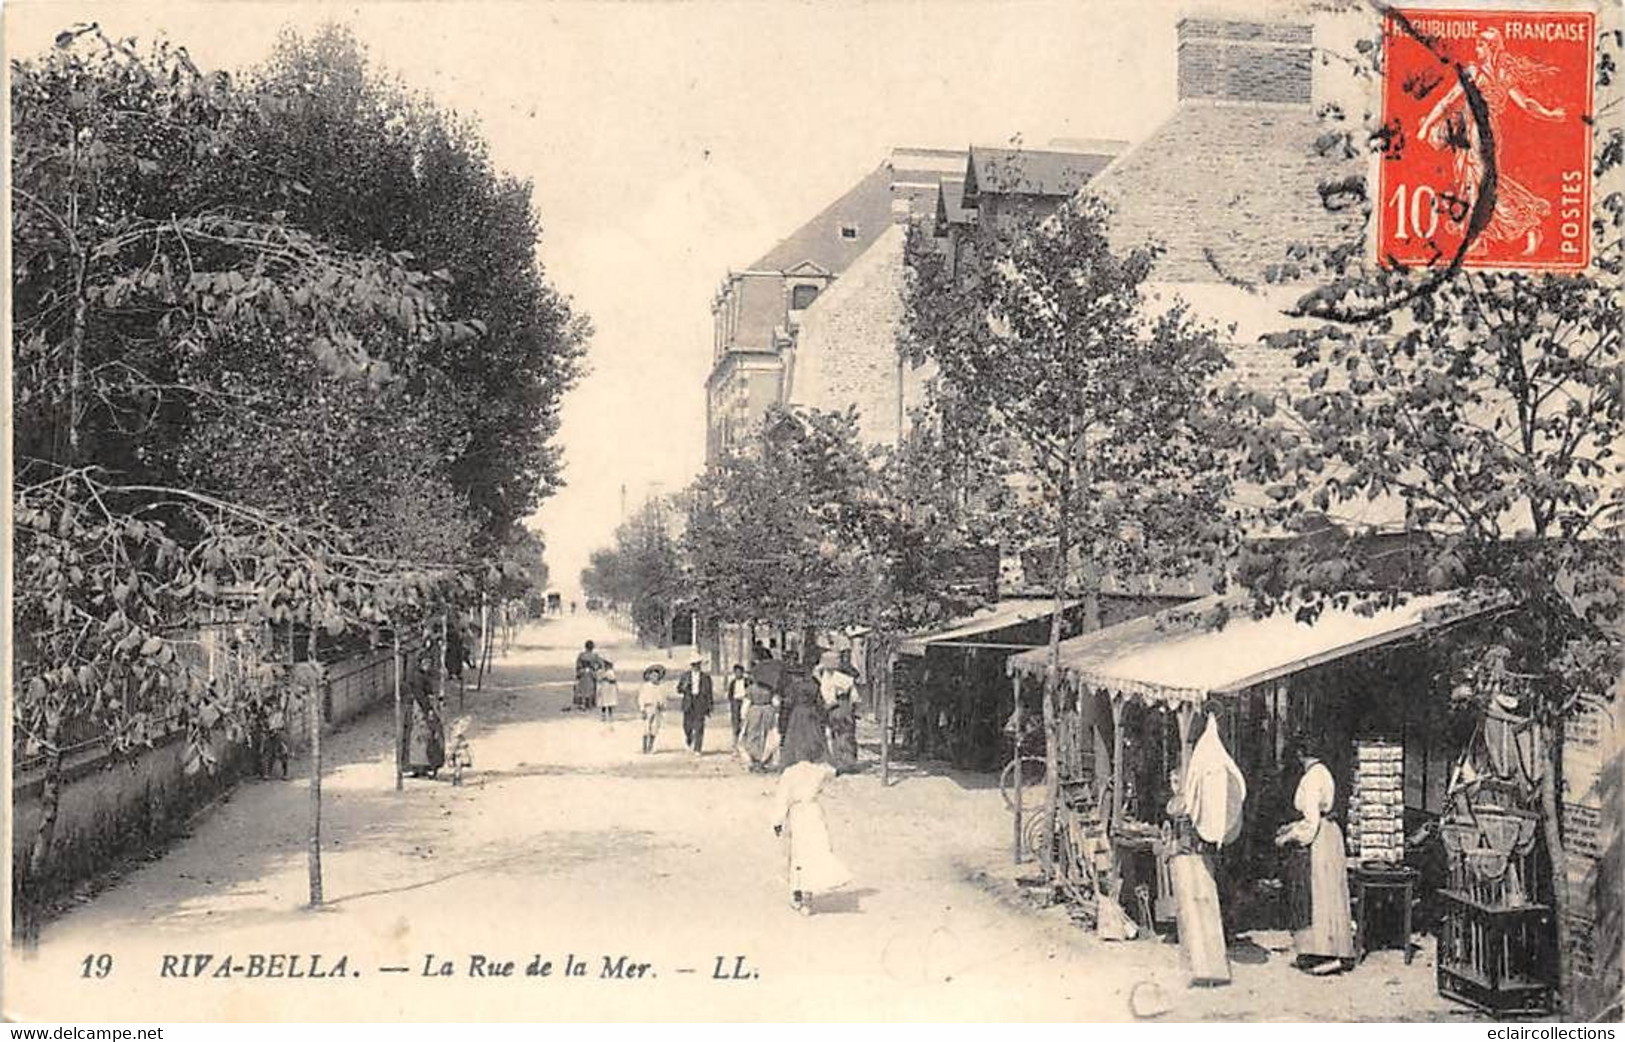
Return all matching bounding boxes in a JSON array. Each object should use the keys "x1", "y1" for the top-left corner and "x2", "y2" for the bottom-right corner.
[
  {"x1": 677, "y1": 655, "x2": 714, "y2": 757},
  {"x1": 738, "y1": 671, "x2": 778, "y2": 772},
  {"x1": 779, "y1": 665, "x2": 829, "y2": 768},
  {"x1": 726, "y1": 664, "x2": 750, "y2": 748},
  {"x1": 638, "y1": 665, "x2": 667, "y2": 754},
  {"x1": 816, "y1": 652, "x2": 861, "y2": 773},
  {"x1": 771, "y1": 744, "x2": 850, "y2": 916},
  {"x1": 574, "y1": 640, "x2": 604, "y2": 711},
  {"x1": 597, "y1": 663, "x2": 620, "y2": 723}
]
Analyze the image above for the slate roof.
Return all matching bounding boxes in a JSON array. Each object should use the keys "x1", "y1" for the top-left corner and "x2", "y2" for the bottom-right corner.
[
  {"x1": 748, "y1": 163, "x2": 897, "y2": 274},
  {"x1": 963, "y1": 145, "x2": 1123, "y2": 204},
  {"x1": 935, "y1": 176, "x2": 973, "y2": 234},
  {"x1": 1085, "y1": 102, "x2": 1361, "y2": 285}
]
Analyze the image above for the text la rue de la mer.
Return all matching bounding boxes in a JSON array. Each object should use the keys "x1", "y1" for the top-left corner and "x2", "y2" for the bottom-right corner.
[{"x1": 156, "y1": 952, "x2": 760, "y2": 981}]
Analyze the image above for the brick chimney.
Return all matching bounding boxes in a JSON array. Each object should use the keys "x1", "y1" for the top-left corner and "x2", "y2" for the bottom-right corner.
[{"x1": 1177, "y1": 18, "x2": 1312, "y2": 105}]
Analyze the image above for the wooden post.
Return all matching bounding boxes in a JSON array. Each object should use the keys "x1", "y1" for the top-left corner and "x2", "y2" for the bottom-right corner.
[
  {"x1": 306, "y1": 627, "x2": 323, "y2": 907},
  {"x1": 437, "y1": 614, "x2": 448, "y2": 707},
  {"x1": 1109, "y1": 696, "x2": 1126, "y2": 832},
  {"x1": 393, "y1": 629, "x2": 404, "y2": 793},
  {"x1": 1176, "y1": 704, "x2": 1196, "y2": 780},
  {"x1": 1012, "y1": 672, "x2": 1024, "y2": 864},
  {"x1": 880, "y1": 642, "x2": 893, "y2": 788}
]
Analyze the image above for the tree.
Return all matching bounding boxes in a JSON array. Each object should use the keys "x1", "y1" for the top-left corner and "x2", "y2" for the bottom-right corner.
[
  {"x1": 242, "y1": 27, "x2": 590, "y2": 543},
  {"x1": 902, "y1": 195, "x2": 1240, "y2": 871},
  {"x1": 10, "y1": 24, "x2": 583, "y2": 918},
  {"x1": 684, "y1": 408, "x2": 896, "y2": 659},
  {"x1": 1235, "y1": 23, "x2": 1622, "y2": 1014},
  {"x1": 581, "y1": 500, "x2": 684, "y2": 647}
]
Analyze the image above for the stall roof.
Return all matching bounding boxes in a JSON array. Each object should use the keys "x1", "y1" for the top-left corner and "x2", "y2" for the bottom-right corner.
[
  {"x1": 899, "y1": 598, "x2": 1076, "y2": 656},
  {"x1": 1006, "y1": 590, "x2": 1511, "y2": 708}
]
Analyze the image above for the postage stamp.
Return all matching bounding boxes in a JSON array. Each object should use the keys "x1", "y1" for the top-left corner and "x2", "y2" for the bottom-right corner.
[{"x1": 1378, "y1": 7, "x2": 1597, "y2": 271}]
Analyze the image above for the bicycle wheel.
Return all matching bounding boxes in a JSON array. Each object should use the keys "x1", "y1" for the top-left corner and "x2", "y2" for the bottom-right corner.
[
  {"x1": 999, "y1": 755, "x2": 1048, "y2": 813},
  {"x1": 1023, "y1": 812, "x2": 1054, "y2": 871}
]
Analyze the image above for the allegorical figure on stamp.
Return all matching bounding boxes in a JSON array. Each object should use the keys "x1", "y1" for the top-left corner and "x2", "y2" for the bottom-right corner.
[{"x1": 1418, "y1": 27, "x2": 1568, "y2": 257}]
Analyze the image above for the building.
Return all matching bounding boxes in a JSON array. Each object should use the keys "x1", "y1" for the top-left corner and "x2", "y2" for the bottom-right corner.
[{"x1": 704, "y1": 147, "x2": 965, "y2": 461}]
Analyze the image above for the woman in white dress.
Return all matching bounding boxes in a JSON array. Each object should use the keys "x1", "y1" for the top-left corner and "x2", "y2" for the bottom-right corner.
[
  {"x1": 771, "y1": 750, "x2": 851, "y2": 916},
  {"x1": 1275, "y1": 738, "x2": 1355, "y2": 973}
]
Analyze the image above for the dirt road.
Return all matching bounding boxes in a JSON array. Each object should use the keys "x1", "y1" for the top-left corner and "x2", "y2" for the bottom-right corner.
[{"x1": 7, "y1": 615, "x2": 1469, "y2": 1022}]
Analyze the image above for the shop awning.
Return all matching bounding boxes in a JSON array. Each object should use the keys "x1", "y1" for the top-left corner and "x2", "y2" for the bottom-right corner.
[
  {"x1": 898, "y1": 598, "x2": 1075, "y2": 656},
  {"x1": 1006, "y1": 590, "x2": 1510, "y2": 709}
]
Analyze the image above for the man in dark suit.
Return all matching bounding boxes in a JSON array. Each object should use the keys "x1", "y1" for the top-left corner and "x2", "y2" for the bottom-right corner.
[{"x1": 677, "y1": 656, "x2": 714, "y2": 756}]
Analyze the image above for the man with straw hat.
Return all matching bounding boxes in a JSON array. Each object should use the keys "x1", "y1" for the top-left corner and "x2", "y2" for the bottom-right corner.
[{"x1": 677, "y1": 654, "x2": 714, "y2": 757}]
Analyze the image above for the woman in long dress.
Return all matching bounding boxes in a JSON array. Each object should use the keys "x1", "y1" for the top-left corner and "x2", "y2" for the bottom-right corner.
[
  {"x1": 405, "y1": 689, "x2": 446, "y2": 778},
  {"x1": 771, "y1": 748, "x2": 851, "y2": 916},
  {"x1": 816, "y1": 654, "x2": 861, "y2": 773},
  {"x1": 779, "y1": 671, "x2": 829, "y2": 768},
  {"x1": 738, "y1": 676, "x2": 777, "y2": 771},
  {"x1": 1276, "y1": 739, "x2": 1355, "y2": 973}
]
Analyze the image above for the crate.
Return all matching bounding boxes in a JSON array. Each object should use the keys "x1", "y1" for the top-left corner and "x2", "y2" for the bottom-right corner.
[{"x1": 1436, "y1": 890, "x2": 1554, "y2": 1015}]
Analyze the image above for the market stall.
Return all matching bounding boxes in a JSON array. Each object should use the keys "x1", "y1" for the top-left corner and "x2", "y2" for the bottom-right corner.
[{"x1": 1005, "y1": 589, "x2": 1520, "y2": 988}]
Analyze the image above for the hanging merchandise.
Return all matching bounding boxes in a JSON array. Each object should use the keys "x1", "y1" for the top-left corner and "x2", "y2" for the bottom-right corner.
[
  {"x1": 1183, "y1": 714, "x2": 1246, "y2": 846},
  {"x1": 1350, "y1": 739, "x2": 1406, "y2": 864}
]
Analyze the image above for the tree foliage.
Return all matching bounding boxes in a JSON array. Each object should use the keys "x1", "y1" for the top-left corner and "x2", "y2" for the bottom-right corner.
[
  {"x1": 902, "y1": 196, "x2": 1239, "y2": 612},
  {"x1": 10, "y1": 24, "x2": 578, "y2": 906},
  {"x1": 581, "y1": 499, "x2": 684, "y2": 644}
]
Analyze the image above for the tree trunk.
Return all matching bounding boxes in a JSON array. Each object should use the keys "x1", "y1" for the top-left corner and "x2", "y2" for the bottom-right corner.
[
  {"x1": 1042, "y1": 505, "x2": 1070, "y2": 883},
  {"x1": 393, "y1": 629, "x2": 403, "y2": 793},
  {"x1": 26, "y1": 719, "x2": 66, "y2": 884},
  {"x1": 306, "y1": 628, "x2": 324, "y2": 907},
  {"x1": 1540, "y1": 722, "x2": 1571, "y2": 1014}
]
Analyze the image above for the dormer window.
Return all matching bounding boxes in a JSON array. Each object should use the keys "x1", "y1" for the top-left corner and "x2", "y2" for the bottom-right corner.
[
  {"x1": 839, "y1": 224, "x2": 859, "y2": 240},
  {"x1": 791, "y1": 284, "x2": 820, "y2": 310}
]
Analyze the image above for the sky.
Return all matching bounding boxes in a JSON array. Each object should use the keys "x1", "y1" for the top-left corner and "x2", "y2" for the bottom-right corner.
[{"x1": 6, "y1": 0, "x2": 1290, "y2": 597}]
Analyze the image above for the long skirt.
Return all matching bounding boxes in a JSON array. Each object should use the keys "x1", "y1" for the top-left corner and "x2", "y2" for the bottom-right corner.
[
  {"x1": 407, "y1": 705, "x2": 445, "y2": 773},
  {"x1": 740, "y1": 704, "x2": 775, "y2": 764},
  {"x1": 1289, "y1": 821, "x2": 1355, "y2": 959},
  {"x1": 781, "y1": 701, "x2": 828, "y2": 768},
  {"x1": 1169, "y1": 853, "x2": 1230, "y2": 984},
  {"x1": 828, "y1": 697, "x2": 858, "y2": 773},
  {"x1": 574, "y1": 673, "x2": 597, "y2": 710},
  {"x1": 784, "y1": 801, "x2": 851, "y2": 894}
]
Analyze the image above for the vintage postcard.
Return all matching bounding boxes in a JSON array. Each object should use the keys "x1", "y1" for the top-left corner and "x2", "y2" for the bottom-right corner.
[{"x1": 5, "y1": 0, "x2": 1621, "y2": 1025}]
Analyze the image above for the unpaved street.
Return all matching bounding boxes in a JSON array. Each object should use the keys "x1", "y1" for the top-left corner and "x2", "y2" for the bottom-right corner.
[{"x1": 10, "y1": 616, "x2": 1469, "y2": 1022}]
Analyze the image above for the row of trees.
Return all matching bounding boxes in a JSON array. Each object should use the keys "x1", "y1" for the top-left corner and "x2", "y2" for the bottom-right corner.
[{"x1": 12, "y1": 24, "x2": 578, "y2": 916}]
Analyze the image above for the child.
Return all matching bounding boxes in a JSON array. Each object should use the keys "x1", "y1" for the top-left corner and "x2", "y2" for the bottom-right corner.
[
  {"x1": 638, "y1": 664, "x2": 666, "y2": 755},
  {"x1": 447, "y1": 716, "x2": 474, "y2": 786},
  {"x1": 598, "y1": 664, "x2": 620, "y2": 723},
  {"x1": 771, "y1": 751, "x2": 851, "y2": 916}
]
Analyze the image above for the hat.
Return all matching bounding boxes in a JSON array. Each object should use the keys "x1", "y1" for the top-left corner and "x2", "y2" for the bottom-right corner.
[
  {"x1": 642, "y1": 664, "x2": 667, "y2": 681},
  {"x1": 690, "y1": 655, "x2": 703, "y2": 666}
]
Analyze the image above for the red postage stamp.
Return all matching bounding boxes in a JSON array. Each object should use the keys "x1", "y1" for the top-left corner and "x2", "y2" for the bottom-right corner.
[{"x1": 1377, "y1": 7, "x2": 1596, "y2": 271}]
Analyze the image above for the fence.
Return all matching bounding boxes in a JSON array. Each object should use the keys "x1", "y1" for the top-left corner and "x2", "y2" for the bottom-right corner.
[{"x1": 12, "y1": 637, "x2": 428, "y2": 911}]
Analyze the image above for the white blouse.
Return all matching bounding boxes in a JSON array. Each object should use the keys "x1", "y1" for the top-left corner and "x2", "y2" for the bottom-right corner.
[{"x1": 1285, "y1": 760, "x2": 1336, "y2": 847}]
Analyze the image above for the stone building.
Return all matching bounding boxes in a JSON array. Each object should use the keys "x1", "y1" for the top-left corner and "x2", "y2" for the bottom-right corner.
[{"x1": 704, "y1": 147, "x2": 964, "y2": 461}]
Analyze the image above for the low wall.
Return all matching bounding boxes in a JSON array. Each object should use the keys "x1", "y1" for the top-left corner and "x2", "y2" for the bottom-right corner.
[{"x1": 12, "y1": 642, "x2": 429, "y2": 910}]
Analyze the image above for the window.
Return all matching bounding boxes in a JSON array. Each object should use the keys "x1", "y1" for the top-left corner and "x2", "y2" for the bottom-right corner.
[
  {"x1": 839, "y1": 224, "x2": 859, "y2": 240},
  {"x1": 790, "y1": 284, "x2": 820, "y2": 310}
]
